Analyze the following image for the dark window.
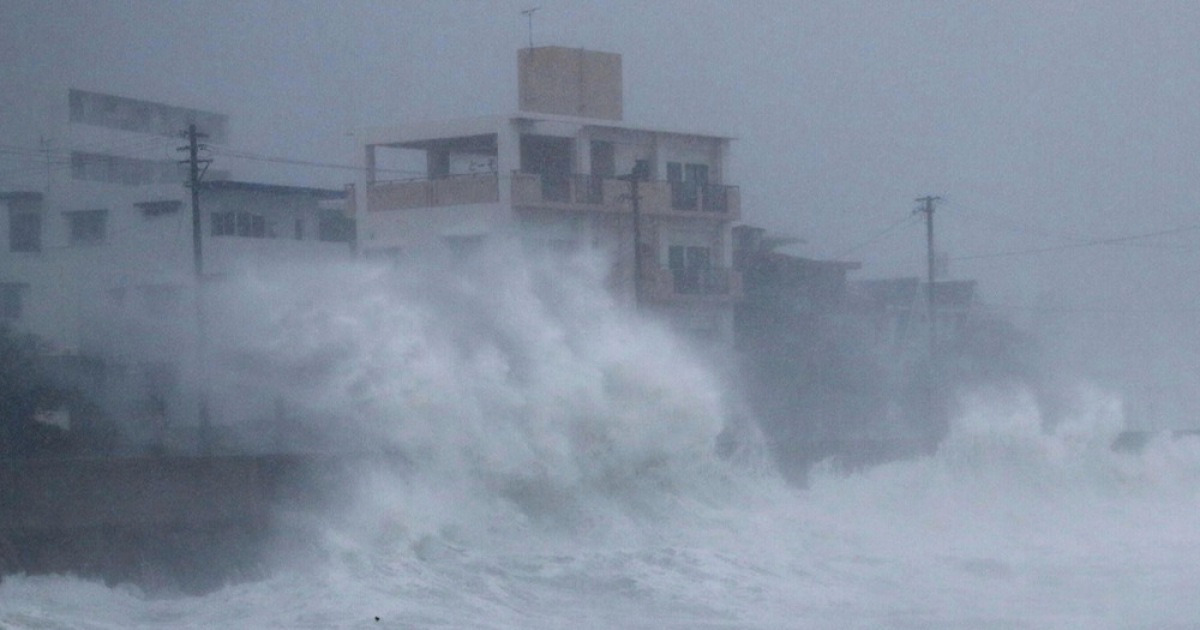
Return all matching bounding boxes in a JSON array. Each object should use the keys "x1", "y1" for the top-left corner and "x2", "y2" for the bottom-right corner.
[
  {"x1": 668, "y1": 245, "x2": 713, "y2": 294},
  {"x1": 211, "y1": 211, "x2": 234, "y2": 236},
  {"x1": 632, "y1": 159, "x2": 650, "y2": 180},
  {"x1": 71, "y1": 151, "x2": 184, "y2": 186},
  {"x1": 590, "y1": 140, "x2": 614, "y2": 178},
  {"x1": 211, "y1": 211, "x2": 266, "y2": 238},
  {"x1": 9, "y1": 212, "x2": 41, "y2": 252},
  {"x1": 295, "y1": 218, "x2": 304, "y2": 240},
  {"x1": 135, "y1": 200, "x2": 182, "y2": 217},
  {"x1": 668, "y1": 162, "x2": 709, "y2": 210},
  {"x1": 68, "y1": 210, "x2": 107, "y2": 246}
]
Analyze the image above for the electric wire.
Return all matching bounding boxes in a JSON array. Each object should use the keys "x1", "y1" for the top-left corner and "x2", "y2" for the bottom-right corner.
[
  {"x1": 951, "y1": 223, "x2": 1200, "y2": 261},
  {"x1": 828, "y1": 214, "x2": 920, "y2": 261},
  {"x1": 953, "y1": 211, "x2": 1199, "y2": 253}
]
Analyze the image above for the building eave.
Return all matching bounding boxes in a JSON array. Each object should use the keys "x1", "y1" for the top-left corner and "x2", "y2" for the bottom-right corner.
[{"x1": 197, "y1": 180, "x2": 345, "y2": 199}]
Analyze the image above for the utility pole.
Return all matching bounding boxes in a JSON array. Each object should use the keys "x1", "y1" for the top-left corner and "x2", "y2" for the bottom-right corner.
[
  {"x1": 914, "y1": 195, "x2": 941, "y2": 434},
  {"x1": 914, "y1": 196, "x2": 940, "y2": 362},
  {"x1": 179, "y1": 124, "x2": 212, "y2": 454},
  {"x1": 621, "y1": 161, "x2": 649, "y2": 309}
]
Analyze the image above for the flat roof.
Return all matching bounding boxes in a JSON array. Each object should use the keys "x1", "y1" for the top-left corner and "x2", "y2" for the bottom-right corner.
[{"x1": 359, "y1": 111, "x2": 735, "y2": 147}]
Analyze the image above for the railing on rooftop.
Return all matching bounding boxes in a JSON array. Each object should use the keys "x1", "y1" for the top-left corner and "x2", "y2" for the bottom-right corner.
[
  {"x1": 368, "y1": 173, "x2": 499, "y2": 210},
  {"x1": 367, "y1": 172, "x2": 738, "y2": 217}
]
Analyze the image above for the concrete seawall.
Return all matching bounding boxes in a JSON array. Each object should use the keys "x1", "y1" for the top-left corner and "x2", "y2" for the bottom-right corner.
[{"x1": 0, "y1": 453, "x2": 408, "y2": 592}]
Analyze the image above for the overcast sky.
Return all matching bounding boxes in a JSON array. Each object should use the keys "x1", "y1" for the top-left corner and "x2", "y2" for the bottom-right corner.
[{"x1": 4, "y1": 1, "x2": 1200, "y2": 426}]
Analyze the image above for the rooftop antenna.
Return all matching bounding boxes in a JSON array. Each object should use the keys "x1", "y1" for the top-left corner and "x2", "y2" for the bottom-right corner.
[{"x1": 521, "y1": 7, "x2": 539, "y2": 48}]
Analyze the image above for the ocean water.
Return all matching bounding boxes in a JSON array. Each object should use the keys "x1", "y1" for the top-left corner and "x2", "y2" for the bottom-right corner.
[{"x1": 4, "y1": 251, "x2": 1200, "y2": 629}]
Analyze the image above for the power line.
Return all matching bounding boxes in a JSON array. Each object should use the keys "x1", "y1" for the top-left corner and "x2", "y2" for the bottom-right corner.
[
  {"x1": 954, "y1": 211, "x2": 1198, "y2": 252},
  {"x1": 828, "y1": 214, "x2": 919, "y2": 260},
  {"x1": 952, "y1": 223, "x2": 1200, "y2": 261}
]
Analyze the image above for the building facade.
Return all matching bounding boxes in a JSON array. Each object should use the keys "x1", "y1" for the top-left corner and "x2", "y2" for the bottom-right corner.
[
  {"x1": 1, "y1": 89, "x2": 355, "y2": 453},
  {"x1": 355, "y1": 47, "x2": 742, "y2": 343}
]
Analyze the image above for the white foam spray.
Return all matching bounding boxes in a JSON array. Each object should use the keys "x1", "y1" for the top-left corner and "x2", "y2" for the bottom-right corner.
[{"x1": 4, "y1": 247, "x2": 1200, "y2": 628}]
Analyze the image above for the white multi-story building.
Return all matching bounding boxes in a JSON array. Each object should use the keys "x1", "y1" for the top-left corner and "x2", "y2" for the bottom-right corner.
[
  {"x1": 355, "y1": 47, "x2": 742, "y2": 344},
  {"x1": 0, "y1": 89, "x2": 355, "y2": 452}
]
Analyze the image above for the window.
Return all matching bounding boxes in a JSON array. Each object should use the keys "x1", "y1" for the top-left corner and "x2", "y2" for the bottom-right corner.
[
  {"x1": 135, "y1": 200, "x2": 182, "y2": 217},
  {"x1": 0, "y1": 283, "x2": 27, "y2": 319},
  {"x1": 668, "y1": 245, "x2": 712, "y2": 294},
  {"x1": 667, "y1": 162, "x2": 709, "y2": 210},
  {"x1": 590, "y1": 140, "x2": 615, "y2": 178},
  {"x1": 211, "y1": 211, "x2": 266, "y2": 238},
  {"x1": 71, "y1": 152, "x2": 185, "y2": 186},
  {"x1": 9, "y1": 212, "x2": 41, "y2": 252},
  {"x1": 67, "y1": 210, "x2": 107, "y2": 246}
]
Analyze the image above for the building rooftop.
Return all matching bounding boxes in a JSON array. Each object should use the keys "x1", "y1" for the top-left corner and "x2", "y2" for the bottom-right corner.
[{"x1": 358, "y1": 112, "x2": 735, "y2": 148}]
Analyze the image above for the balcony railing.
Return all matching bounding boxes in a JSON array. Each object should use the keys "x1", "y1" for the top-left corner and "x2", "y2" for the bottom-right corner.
[
  {"x1": 669, "y1": 182, "x2": 736, "y2": 213},
  {"x1": 512, "y1": 172, "x2": 608, "y2": 205},
  {"x1": 367, "y1": 172, "x2": 739, "y2": 218},
  {"x1": 368, "y1": 173, "x2": 499, "y2": 210}
]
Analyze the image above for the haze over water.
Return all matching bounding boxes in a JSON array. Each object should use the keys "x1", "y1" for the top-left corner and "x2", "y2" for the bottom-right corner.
[{"x1": 4, "y1": 251, "x2": 1200, "y2": 629}]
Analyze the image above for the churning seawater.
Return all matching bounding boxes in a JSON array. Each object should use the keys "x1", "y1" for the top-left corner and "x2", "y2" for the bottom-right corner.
[{"x1": 3, "y1": 250, "x2": 1200, "y2": 629}]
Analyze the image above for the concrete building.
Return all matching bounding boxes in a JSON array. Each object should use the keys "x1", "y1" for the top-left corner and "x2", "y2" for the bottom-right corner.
[
  {"x1": 849, "y1": 277, "x2": 979, "y2": 362},
  {"x1": 1, "y1": 89, "x2": 355, "y2": 453},
  {"x1": 355, "y1": 47, "x2": 742, "y2": 343}
]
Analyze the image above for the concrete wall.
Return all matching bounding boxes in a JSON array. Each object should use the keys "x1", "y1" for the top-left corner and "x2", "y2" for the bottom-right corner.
[
  {"x1": 0, "y1": 453, "x2": 409, "y2": 592},
  {"x1": 518, "y1": 47, "x2": 622, "y2": 121}
]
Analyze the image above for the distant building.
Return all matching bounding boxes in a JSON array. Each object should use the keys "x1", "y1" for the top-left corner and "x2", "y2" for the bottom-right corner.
[
  {"x1": 355, "y1": 46, "x2": 742, "y2": 344},
  {"x1": 733, "y1": 225, "x2": 860, "y2": 353},
  {"x1": 849, "y1": 277, "x2": 979, "y2": 361},
  {"x1": 733, "y1": 225, "x2": 985, "y2": 476},
  {"x1": 0, "y1": 89, "x2": 354, "y2": 453}
]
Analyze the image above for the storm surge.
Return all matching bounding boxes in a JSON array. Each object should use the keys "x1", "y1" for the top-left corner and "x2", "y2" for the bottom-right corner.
[{"x1": 4, "y1": 248, "x2": 1200, "y2": 628}]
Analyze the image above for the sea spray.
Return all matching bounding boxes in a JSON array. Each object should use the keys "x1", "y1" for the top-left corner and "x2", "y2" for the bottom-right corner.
[
  {"x1": 203, "y1": 245, "x2": 760, "y2": 551},
  {"x1": 7, "y1": 252, "x2": 1200, "y2": 627}
]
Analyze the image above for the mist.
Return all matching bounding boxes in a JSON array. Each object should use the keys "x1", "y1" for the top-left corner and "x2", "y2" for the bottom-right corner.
[
  {"x1": 5, "y1": 1, "x2": 1200, "y2": 626},
  {"x1": 5, "y1": 0, "x2": 1199, "y2": 427}
]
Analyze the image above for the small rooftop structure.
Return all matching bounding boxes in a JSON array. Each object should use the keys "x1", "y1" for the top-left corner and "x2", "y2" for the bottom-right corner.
[{"x1": 519, "y1": 47, "x2": 623, "y2": 121}]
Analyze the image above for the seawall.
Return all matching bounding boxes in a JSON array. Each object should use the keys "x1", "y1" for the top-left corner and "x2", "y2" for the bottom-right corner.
[{"x1": 0, "y1": 453, "x2": 407, "y2": 593}]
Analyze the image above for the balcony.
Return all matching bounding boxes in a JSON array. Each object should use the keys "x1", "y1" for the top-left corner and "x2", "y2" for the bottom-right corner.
[
  {"x1": 511, "y1": 172, "x2": 627, "y2": 211},
  {"x1": 640, "y1": 266, "x2": 743, "y2": 302},
  {"x1": 512, "y1": 173, "x2": 740, "y2": 219},
  {"x1": 668, "y1": 182, "x2": 737, "y2": 214},
  {"x1": 367, "y1": 172, "x2": 740, "y2": 219},
  {"x1": 368, "y1": 173, "x2": 499, "y2": 211}
]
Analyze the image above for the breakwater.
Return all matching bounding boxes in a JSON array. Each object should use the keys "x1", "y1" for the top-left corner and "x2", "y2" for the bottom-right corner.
[{"x1": 0, "y1": 453, "x2": 407, "y2": 593}]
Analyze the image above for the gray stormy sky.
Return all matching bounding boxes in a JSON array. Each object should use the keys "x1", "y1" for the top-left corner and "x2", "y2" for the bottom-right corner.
[{"x1": 4, "y1": 1, "x2": 1200, "y2": 427}]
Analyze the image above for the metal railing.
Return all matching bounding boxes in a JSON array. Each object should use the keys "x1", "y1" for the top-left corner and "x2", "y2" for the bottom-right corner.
[
  {"x1": 522, "y1": 173, "x2": 606, "y2": 205},
  {"x1": 367, "y1": 173, "x2": 499, "y2": 210},
  {"x1": 670, "y1": 182, "x2": 734, "y2": 213}
]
